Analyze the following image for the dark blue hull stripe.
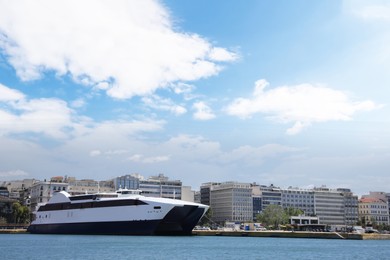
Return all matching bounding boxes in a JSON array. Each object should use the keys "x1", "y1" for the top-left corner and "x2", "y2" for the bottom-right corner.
[{"x1": 27, "y1": 220, "x2": 160, "y2": 235}]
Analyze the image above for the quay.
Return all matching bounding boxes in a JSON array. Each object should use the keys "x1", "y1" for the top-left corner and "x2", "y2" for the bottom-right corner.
[
  {"x1": 1, "y1": 228, "x2": 390, "y2": 239},
  {"x1": 192, "y1": 230, "x2": 390, "y2": 240},
  {"x1": 0, "y1": 228, "x2": 28, "y2": 234}
]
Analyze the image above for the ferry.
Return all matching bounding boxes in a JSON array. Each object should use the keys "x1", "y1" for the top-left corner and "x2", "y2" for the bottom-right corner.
[{"x1": 28, "y1": 189, "x2": 209, "y2": 235}]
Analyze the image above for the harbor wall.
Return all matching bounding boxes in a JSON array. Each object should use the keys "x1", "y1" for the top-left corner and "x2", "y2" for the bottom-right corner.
[{"x1": 192, "y1": 230, "x2": 390, "y2": 240}]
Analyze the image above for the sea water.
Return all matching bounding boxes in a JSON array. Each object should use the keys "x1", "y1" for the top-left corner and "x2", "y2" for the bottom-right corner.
[{"x1": 1, "y1": 234, "x2": 389, "y2": 259}]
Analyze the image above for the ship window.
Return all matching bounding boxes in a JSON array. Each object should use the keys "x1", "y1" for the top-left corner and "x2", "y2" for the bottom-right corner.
[{"x1": 154, "y1": 206, "x2": 161, "y2": 209}]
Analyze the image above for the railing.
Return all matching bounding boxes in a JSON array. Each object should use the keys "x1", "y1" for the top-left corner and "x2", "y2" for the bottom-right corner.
[{"x1": 0, "y1": 224, "x2": 29, "y2": 229}]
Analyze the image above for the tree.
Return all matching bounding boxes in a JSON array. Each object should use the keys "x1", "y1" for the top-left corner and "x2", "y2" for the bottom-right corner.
[
  {"x1": 11, "y1": 202, "x2": 30, "y2": 224},
  {"x1": 256, "y1": 205, "x2": 288, "y2": 229},
  {"x1": 284, "y1": 207, "x2": 304, "y2": 217}
]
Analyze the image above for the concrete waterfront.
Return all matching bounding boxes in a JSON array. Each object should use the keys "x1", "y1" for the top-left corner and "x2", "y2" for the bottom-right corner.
[
  {"x1": 192, "y1": 230, "x2": 390, "y2": 240},
  {"x1": 2, "y1": 228, "x2": 390, "y2": 240}
]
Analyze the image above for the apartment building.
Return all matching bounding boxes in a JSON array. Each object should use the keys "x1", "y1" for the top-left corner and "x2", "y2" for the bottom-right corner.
[
  {"x1": 359, "y1": 192, "x2": 389, "y2": 225},
  {"x1": 281, "y1": 187, "x2": 315, "y2": 216},
  {"x1": 30, "y1": 178, "x2": 68, "y2": 212},
  {"x1": 313, "y1": 187, "x2": 345, "y2": 225},
  {"x1": 259, "y1": 184, "x2": 282, "y2": 209},
  {"x1": 209, "y1": 182, "x2": 253, "y2": 223},
  {"x1": 115, "y1": 173, "x2": 183, "y2": 199}
]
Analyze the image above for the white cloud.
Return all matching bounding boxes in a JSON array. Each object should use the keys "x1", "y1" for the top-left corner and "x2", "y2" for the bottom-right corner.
[
  {"x1": 217, "y1": 144, "x2": 301, "y2": 166},
  {"x1": 0, "y1": 83, "x2": 165, "y2": 140},
  {"x1": 142, "y1": 95, "x2": 187, "y2": 116},
  {"x1": 0, "y1": 0, "x2": 237, "y2": 99},
  {"x1": 89, "y1": 150, "x2": 101, "y2": 157},
  {"x1": 128, "y1": 154, "x2": 170, "y2": 164},
  {"x1": 226, "y1": 79, "x2": 381, "y2": 134},
  {"x1": 170, "y1": 83, "x2": 195, "y2": 95},
  {"x1": 0, "y1": 169, "x2": 29, "y2": 178},
  {"x1": 0, "y1": 83, "x2": 25, "y2": 101},
  {"x1": 70, "y1": 98, "x2": 86, "y2": 108},
  {"x1": 345, "y1": 0, "x2": 390, "y2": 21},
  {"x1": 0, "y1": 84, "x2": 75, "y2": 139},
  {"x1": 208, "y1": 47, "x2": 238, "y2": 62},
  {"x1": 192, "y1": 101, "x2": 216, "y2": 120}
]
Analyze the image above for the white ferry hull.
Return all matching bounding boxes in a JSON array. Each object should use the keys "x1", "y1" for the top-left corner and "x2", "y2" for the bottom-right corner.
[{"x1": 28, "y1": 191, "x2": 208, "y2": 235}]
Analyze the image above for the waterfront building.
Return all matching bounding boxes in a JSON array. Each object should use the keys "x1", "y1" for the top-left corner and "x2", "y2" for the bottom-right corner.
[
  {"x1": 338, "y1": 188, "x2": 359, "y2": 225},
  {"x1": 140, "y1": 174, "x2": 182, "y2": 199},
  {"x1": 259, "y1": 184, "x2": 282, "y2": 210},
  {"x1": 0, "y1": 179, "x2": 38, "y2": 200},
  {"x1": 281, "y1": 187, "x2": 315, "y2": 216},
  {"x1": 252, "y1": 195, "x2": 262, "y2": 221},
  {"x1": 313, "y1": 186, "x2": 345, "y2": 225},
  {"x1": 66, "y1": 177, "x2": 115, "y2": 195},
  {"x1": 290, "y1": 215, "x2": 319, "y2": 225},
  {"x1": 200, "y1": 182, "x2": 220, "y2": 206},
  {"x1": 279, "y1": 186, "x2": 358, "y2": 226},
  {"x1": 209, "y1": 182, "x2": 253, "y2": 223},
  {"x1": 251, "y1": 184, "x2": 262, "y2": 221},
  {"x1": 194, "y1": 191, "x2": 201, "y2": 204},
  {"x1": 114, "y1": 173, "x2": 183, "y2": 199},
  {"x1": 181, "y1": 186, "x2": 195, "y2": 202},
  {"x1": 30, "y1": 177, "x2": 69, "y2": 212},
  {"x1": 114, "y1": 174, "x2": 140, "y2": 190},
  {"x1": 0, "y1": 187, "x2": 9, "y2": 197},
  {"x1": 359, "y1": 192, "x2": 389, "y2": 225}
]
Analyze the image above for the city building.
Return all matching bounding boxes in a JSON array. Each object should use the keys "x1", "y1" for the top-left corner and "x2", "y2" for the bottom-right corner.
[
  {"x1": 114, "y1": 174, "x2": 140, "y2": 190},
  {"x1": 290, "y1": 215, "x2": 319, "y2": 225},
  {"x1": 194, "y1": 191, "x2": 201, "y2": 204},
  {"x1": 181, "y1": 186, "x2": 194, "y2": 202},
  {"x1": 338, "y1": 188, "x2": 359, "y2": 226},
  {"x1": 66, "y1": 177, "x2": 114, "y2": 195},
  {"x1": 0, "y1": 179, "x2": 38, "y2": 200},
  {"x1": 140, "y1": 174, "x2": 182, "y2": 199},
  {"x1": 281, "y1": 187, "x2": 315, "y2": 216},
  {"x1": 313, "y1": 186, "x2": 345, "y2": 225},
  {"x1": 252, "y1": 184, "x2": 262, "y2": 221},
  {"x1": 259, "y1": 184, "x2": 282, "y2": 210},
  {"x1": 209, "y1": 182, "x2": 253, "y2": 223},
  {"x1": 114, "y1": 173, "x2": 183, "y2": 199},
  {"x1": 0, "y1": 187, "x2": 9, "y2": 197},
  {"x1": 200, "y1": 182, "x2": 220, "y2": 206},
  {"x1": 280, "y1": 186, "x2": 358, "y2": 226},
  {"x1": 30, "y1": 177, "x2": 69, "y2": 212},
  {"x1": 359, "y1": 192, "x2": 389, "y2": 225}
]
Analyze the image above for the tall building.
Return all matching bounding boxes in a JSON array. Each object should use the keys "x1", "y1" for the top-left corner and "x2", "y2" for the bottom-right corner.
[
  {"x1": 200, "y1": 182, "x2": 220, "y2": 206},
  {"x1": 115, "y1": 173, "x2": 183, "y2": 199},
  {"x1": 259, "y1": 184, "x2": 282, "y2": 210},
  {"x1": 281, "y1": 187, "x2": 315, "y2": 216},
  {"x1": 279, "y1": 186, "x2": 358, "y2": 226},
  {"x1": 181, "y1": 186, "x2": 194, "y2": 202},
  {"x1": 114, "y1": 174, "x2": 140, "y2": 190},
  {"x1": 338, "y1": 188, "x2": 359, "y2": 225},
  {"x1": 313, "y1": 187, "x2": 345, "y2": 225},
  {"x1": 209, "y1": 182, "x2": 253, "y2": 223},
  {"x1": 140, "y1": 174, "x2": 182, "y2": 199},
  {"x1": 251, "y1": 184, "x2": 262, "y2": 221}
]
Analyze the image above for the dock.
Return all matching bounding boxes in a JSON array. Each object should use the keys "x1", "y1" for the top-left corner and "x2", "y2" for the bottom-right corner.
[{"x1": 192, "y1": 230, "x2": 390, "y2": 240}]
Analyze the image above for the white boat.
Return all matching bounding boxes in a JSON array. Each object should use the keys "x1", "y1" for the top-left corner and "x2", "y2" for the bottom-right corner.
[{"x1": 28, "y1": 189, "x2": 209, "y2": 235}]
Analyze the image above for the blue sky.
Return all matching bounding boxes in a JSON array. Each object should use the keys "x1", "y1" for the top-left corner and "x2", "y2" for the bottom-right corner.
[{"x1": 0, "y1": 0, "x2": 389, "y2": 195}]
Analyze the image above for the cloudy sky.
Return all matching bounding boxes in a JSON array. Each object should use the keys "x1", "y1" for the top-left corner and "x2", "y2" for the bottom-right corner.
[{"x1": 0, "y1": 0, "x2": 389, "y2": 195}]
